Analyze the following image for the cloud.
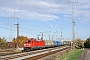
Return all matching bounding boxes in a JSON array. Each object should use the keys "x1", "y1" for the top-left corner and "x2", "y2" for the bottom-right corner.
[
  {"x1": 0, "y1": 0, "x2": 61, "y2": 21},
  {"x1": 27, "y1": 12, "x2": 59, "y2": 21},
  {"x1": 20, "y1": 0, "x2": 62, "y2": 8},
  {"x1": 0, "y1": 0, "x2": 90, "y2": 22}
]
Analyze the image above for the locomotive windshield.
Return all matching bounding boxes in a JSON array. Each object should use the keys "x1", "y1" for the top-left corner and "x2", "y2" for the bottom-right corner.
[
  {"x1": 25, "y1": 41, "x2": 27, "y2": 43},
  {"x1": 28, "y1": 40, "x2": 31, "y2": 43}
]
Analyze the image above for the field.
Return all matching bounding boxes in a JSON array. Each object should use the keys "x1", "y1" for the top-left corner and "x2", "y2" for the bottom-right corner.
[{"x1": 55, "y1": 49, "x2": 84, "y2": 60}]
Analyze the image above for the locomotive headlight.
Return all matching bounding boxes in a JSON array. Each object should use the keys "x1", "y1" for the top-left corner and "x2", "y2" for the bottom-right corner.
[
  {"x1": 29, "y1": 44, "x2": 31, "y2": 45},
  {"x1": 24, "y1": 44, "x2": 26, "y2": 46}
]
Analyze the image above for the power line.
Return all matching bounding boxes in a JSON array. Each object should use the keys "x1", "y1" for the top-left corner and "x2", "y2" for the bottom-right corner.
[
  {"x1": 0, "y1": 21, "x2": 38, "y2": 33},
  {"x1": 0, "y1": 21, "x2": 10, "y2": 25},
  {"x1": 14, "y1": 0, "x2": 16, "y2": 19},
  {"x1": 20, "y1": 25, "x2": 44, "y2": 32},
  {"x1": 20, "y1": 26, "x2": 32, "y2": 31},
  {"x1": 18, "y1": 0, "x2": 23, "y2": 20},
  {"x1": 0, "y1": 26, "x2": 16, "y2": 32},
  {"x1": 0, "y1": 25, "x2": 34, "y2": 36}
]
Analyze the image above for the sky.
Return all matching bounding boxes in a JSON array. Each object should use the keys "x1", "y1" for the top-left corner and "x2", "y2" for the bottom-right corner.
[{"x1": 0, "y1": 0, "x2": 90, "y2": 41}]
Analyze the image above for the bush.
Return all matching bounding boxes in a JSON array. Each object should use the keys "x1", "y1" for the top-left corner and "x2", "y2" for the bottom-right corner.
[
  {"x1": 0, "y1": 37, "x2": 6, "y2": 49},
  {"x1": 84, "y1": 37, "x2": 90, "y2": 48}
]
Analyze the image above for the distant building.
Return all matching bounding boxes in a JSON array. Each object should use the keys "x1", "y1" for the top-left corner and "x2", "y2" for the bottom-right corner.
[{"x1": 81, "y1": 40, "x2": 86, "y2": 43}]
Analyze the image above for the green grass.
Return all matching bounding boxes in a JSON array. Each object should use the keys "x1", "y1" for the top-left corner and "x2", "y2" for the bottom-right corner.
[{"x1": 55, "y1": 49, "x2": 84, "y2": 60}]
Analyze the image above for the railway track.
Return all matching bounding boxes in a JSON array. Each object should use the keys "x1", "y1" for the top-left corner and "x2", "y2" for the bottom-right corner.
[
  {"x1": 25, "y1": 46, "x2": 70, "y2": 60},
  {"x1": 0, "y1": 46, "x2": 70, "y2": 60}
]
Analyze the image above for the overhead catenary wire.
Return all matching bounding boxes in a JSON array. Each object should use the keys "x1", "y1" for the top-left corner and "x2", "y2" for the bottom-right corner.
[
  {"x1": 0, "y1": 21, "x2": 39, "y2": 34},
  {"x1": 0, "y1": 0, "x2": 15, "y2": 41},
  {"x1": 14, "y1": 0, "x2": 16, "y2": 19},
  {"x1": 0, "y1": 21, "x2": 45, "y2": 33},
  {"x1": 0, "y1": 0, "x2": 63, "y2": 40},
  {"x1": 0, "y1": 26, "x2": 15, "y2": 31},
  {"x1": 0, "y1": 21, "x2": 40, "y2": 34},
  {"x1": 0, "y1": 23, "x2": 61, "y2": 40},
  {"x1": 17, "y1": 0, "x2": 23, "y2": 21},
  {"x1": 19, "y1": 0, "x2": 23, "y2": 14},
  {"x1": 0, "y1": 25, "x2": 59, "y2": 40},
  {"x1": 0, "y1": 26, "x2": 33, "y2": 34},
  {"x1": 20, "y1": 25, "x2": 44, "y2": 32},
  {"x1": 7, "y1": 0, "x2": 17, "y2": 41},
  {"x1": 0, "y1": 21, "x2": 11, "y2": 26}
]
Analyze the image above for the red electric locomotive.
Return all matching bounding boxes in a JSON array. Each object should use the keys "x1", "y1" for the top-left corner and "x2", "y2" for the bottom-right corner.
[{"x1": 24, "y1": 38, "x2": 45, "y2": 51}]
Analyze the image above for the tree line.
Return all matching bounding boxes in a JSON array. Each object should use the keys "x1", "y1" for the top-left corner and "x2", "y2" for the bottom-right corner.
[
  {"x1": 0, "y1": 36, "x2": 90, "y2": 49},
  {"x1": 0, "y1": 36, "x2": 29, "y2": 49},
  {"x1": 12, "y1": 36, "x2": 28, "y2": 47},
  {"x1": 75, "y1": 37, "x2": 90, "y2": 48},
  {"x1": 84, "y1": 37, "x2": 90, "y2": 48},
  {"x1": 0, "y1": 37, "x2": 6, "y2": 49}
]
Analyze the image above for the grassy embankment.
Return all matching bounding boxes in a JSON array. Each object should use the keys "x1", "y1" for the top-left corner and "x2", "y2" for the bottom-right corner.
[
  {"x1": 0, "y1": 50, "x2": 22, "y2": 56},
  {"x1": 55, "y1": 49, "x2": 84, "y2": 60}
]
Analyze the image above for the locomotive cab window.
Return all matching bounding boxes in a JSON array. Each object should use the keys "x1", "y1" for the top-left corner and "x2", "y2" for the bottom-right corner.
[
  {"x1": 28, "y1": 40, "x2": 31, "y2": 43},
  {"x1": 25, "y1": 41, "x2": 27, "y2": 43}
]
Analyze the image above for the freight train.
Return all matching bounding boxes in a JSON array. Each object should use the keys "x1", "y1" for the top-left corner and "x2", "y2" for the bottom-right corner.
[{"x1": 24, "y1": 38, "x2": 66, "y2": 51}]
